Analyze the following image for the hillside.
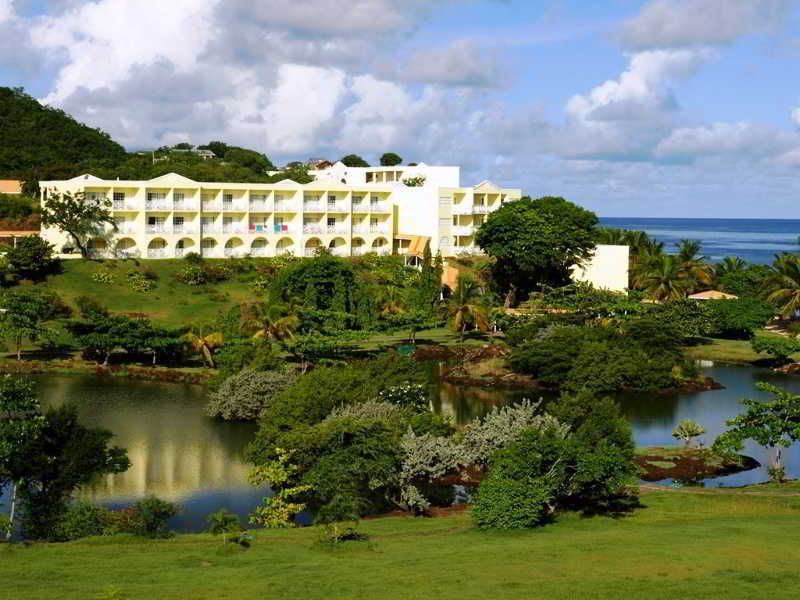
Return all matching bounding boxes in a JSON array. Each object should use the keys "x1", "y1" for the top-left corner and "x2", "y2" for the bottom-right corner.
[{"x1": 0, "y1": 87, "x2": 126, "y2": 181}]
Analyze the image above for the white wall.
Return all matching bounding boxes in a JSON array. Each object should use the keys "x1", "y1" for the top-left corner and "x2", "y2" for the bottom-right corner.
[{"x1": 572, "y1": 244, "x2": 629, "y2": 292}]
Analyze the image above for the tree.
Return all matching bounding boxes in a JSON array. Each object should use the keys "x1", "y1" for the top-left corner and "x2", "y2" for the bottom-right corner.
[
  {"x1": 380, "y1": 152, "x2": 403, "y2": 166},
  {"x1": 413, "y1": 246, "x2": 442, "y2": 317},
  {"x1": 40, "y1": 189, "x2": 116, "y2": 258},
  {"x1": 340, "y1": 154, "x2": 369, "y2": 167},
  {"x1": 240, "y1": 303, "x2": 299, "y2": 343},
  {"x1": 184, "y1": 325, "x2": 224, "y2": 368},
  {"x1": 474, "y1": 196, "x2": 599, "y2": 306},
  {"x1": 446, "y1": 275, "x2": 489, "y2": 342},
  {"x1": 205, "y1": 369, "x2": 297, "y2": 421},
  {"x1": 672, "y1": 420, "x2": 706, "y2": 447},
  {"x1": 0, "y1": 375, "x2": 43, "y2": 539},
  {"x1": 13, "y1": 404, "x2": 130, "y2": 539},
  {"x1": 675, "y1": 239, "x2": 714, "y2": 293},
  {"x1": 763, "y1": 253, "x2": 800, "y2": 319},
  {"x1": 714, "y1": 382, "x2": 800, "y2": 482},
  {"x1": 639, "y1": 254, "x2": 690, "y2": 301},
  {"x1": 4, "y1": 236, "x2": 58, "y2": 280},
  {"x1": 0, "y1": 288, "x2": 56, "y2": 360},
  {"x1": 751, "y1": 335, "x2": 800, "y2": 364}
]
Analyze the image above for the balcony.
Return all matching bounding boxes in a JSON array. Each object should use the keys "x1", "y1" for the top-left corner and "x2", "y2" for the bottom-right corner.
[
  {"x1": 224, "y1": 248, "x2": 247, "y2": 257},
  {"x1": 172, "y1": 226, "x2": 196, "y2": 235},
  {"x1": 304, "y1": 248, "x2": 319, "y2": 257},
  {"x1": 114, "y1": 249, "x2": 140, "y2": 259},
  {"x1": 327, "y1": 204, "x2": 348, "y2": 213},
  {"x1": 351, "y1": 247, "x2": 367, "y2": 256},
  {"x1": 113, "y1": 201, "x2": 139, "y2": 211},
  {"x1": 173, "y1": 202, "x2": 198, "y2": 211},
  {"x1": 250, "y1": 248, "x2": 269, "y2": 257},
  {"x1": 451, "y1": 225, "x2": 474, "y2": 237},
  {"x1": 147, "y1": 249, "x2": 168, "y2": 258},
  {"x1": 223, "y1": 203, "x2": 247, "y2": 212},
  {"x1": 274, "y1": 202, "x2": 295, "y2": 212},
  {"x1": 353, "y1": 226, "x2": 389, "y2": 235},
  {"x1": 329, "y1": 248, "x2": 349, "y2": 257},
  {"x1": 327, "y1": 228, "x2": 349, "y2": 235},
  {"x1": 369, "y1": 203, "x2": 390, "y2": 213},
  {"x1": 303, "y1": 202, "x2": 323, "y2": 212},
  {"x1": 247, "y1": 225, "x2": 271, "y2": 234},
  {"x1": 249, "y1": 201, "x2": 270, "y2": 211},
  {"x1": 472, "y1": 205, "x2": 490, "y2": 214},
  {"x1": 145, "y1": 201, "x2": 171, "y2": 211},
  {"x1": 200, "y1": 226, "x2": 222, "y2": 233},
  {"x1": 452, "y1": 204, "x2": 473, "y2": 215},
  {"x1": 303, "y1": 225, "x2": 325, "y2": 235},
  {"x1": 145, "y1": 225, "x2": 169, "y2": 234},
  {"x1": 351, "y1": 202, "x2": 367, "y2": 212},
  {"x1": 202, "y1": 202, "x2": 223, "y2": 211},
  {"x1": 222, "y1": 226, "x2": 246, "y2": 234},
  {"x1": 454, "y1": 246, "x2": 484, "y2": 256},
  {"x1": 114, "y1": 225, "x2": 138, "y2": 234}
]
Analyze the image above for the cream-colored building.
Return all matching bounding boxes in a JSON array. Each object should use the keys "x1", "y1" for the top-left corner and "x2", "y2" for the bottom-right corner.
[
  {"x1": 39, "y1": 165, "x2": 521, "y2": 261},
  {"x1": 39, "y1": 164, "x2": 628, "y2": 291}
]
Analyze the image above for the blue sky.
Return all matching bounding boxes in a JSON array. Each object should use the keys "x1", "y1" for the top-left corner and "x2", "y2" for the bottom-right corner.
[{"x1": 1, "y1": 0, "x2": 799, "y2": 218}]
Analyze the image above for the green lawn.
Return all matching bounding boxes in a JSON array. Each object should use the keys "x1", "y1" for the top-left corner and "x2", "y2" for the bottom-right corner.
[
  {"x1": 4, "y1": 490, "x2": 800, "y2": 599},
  {"x1": 685, "y1": 334, "x2": 800, "y2": 365}
]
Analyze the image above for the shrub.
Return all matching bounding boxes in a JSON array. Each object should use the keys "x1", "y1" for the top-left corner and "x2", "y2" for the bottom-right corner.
[
  {"x1": 127, "y1": 496, "x2": 179, "y2": 538},
  {"x1": 751, "y1": 335, "x2": 800, "y2": 363},
  {"x1": 128, "y1": 271, "x2": 155, "y2": 293},
  {"x1": 175, "y1": 265, "x2": 205, "y2": 285},
  {"x1": 75, "y1": 295, "x2": 108, "y2": 318},
  {"x1": 672, "y1": 420, "x2": 706, "y2": 447},
  {"x1": 249, "y1": 277, "x2": 271, "y2": 294},
  {"x1": 376, "y1": 383, "x2": 429, "y2": 410},
  {"x1": 91, "y1": 270, "x2": 114, "y2": 284},
  {"x1": 705, "y1": 298, "x2": 775, "y2": 339},
  {"x1": 472, "y1": 468, "x2": 557, "y2": 530},
  {"x1": 207, "y1": 508, "x2": 242, "y2": 541},
  {"x1": 789, "y1": 322, "x2": 800, "y2": 338},
  {"x1": 51, "y1": 501, "x2": 111, "y2": 542},
  {"x1": 508, "y1": 326, "x2": 585, "y2": 384},
  {"x1": 141, "y1": 267, "x2": 159, "y2": 281},
  {"x1": 184, "y1": 252, "x2": 203, "y2": 264},
  {"x1": 206, "y1": 369, "x2": 297, "y2": 421},
  {"x1": 208, "y1": 290, "x2": 230, "y2": 302},
  {"x1": 5, "y1": 235, "x2": 58, "y2": 280}
]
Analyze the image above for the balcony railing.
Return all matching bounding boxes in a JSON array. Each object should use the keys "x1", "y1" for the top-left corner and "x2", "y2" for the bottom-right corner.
[
  {"x1": 147, "y1": 248, "x2": 168, "y2": 258},
  {"x1": 249, "y1": 202, "x2": 270, "y2": 211},
  {"x1": 173, "y1": 202, "x2": 198, "y2": 211},
  {"x1": 224, "y1": 248, "x2": 246, "y2": 257},
  {"x1": 353, "y1": 227, "x2": 389, "y2": 235},
  {"x1": 472, "y1": 205, "x2": 490, "y2": 214},
  {"x1": 351, "y1": 202, "x2": 368, "y2": 212},
  {"x1": 304, "y1": 248, "x2": 320, "y2": 257},
  {"x1": 145, "y1": 202, "x2": 171, "y2": 211},
  {"x1": 452, "y1": 204, "x2": 473, "y2": 215},
  {"x1": 274, "y1": 203, "x2": 295, "y2": 212},
  {"x1": 146, "y1": 226, "x2": 169, "y2": 234},
  {"x1": 327, "y1": 228, "x2": 349, "y2": 235},
  {"x1": 454, "y1": 246, "x2": 484, "y2": 256},
  {"x1": 223, "y1": 203, "x2": 247, "y2": 212},
  {"x1": 369, "y1": 203, "x2": 390, "y2": 212},
  {"x1": 303, "y1": 203, "x2": 323, "y2": 212},
  {"x1": 250, "y1": 248, "x2": 269, "y2": 257},
  {"x1": 327, "y1": 204, "x2": 348, "y2": 213},
  {"x1": 451, "y1": 226, "x2": 474, "y2": 236},
  {"x1": 222, "y1": 226, "x2": 246, "y2": 234},
  {"x1": 114, "y1": 249, "x2": 140, "y2": 259},
  {"x1": 351, "y1": 247, "x2": 367, "y2": 256},
  {"x1": 172, "y1": 226, "x2": 196, "y2": 234},
  {"x1": 247, "y1": 225, "x2": 271, "y2": 234},
  {"x1": 202, "y1": 202, "x2": 222, "y2": 211},
  {"x1": 371, "y1": 248, "x2": 391, "y2": 256},
  {"x1": 303, "y1": 225, "x2": 325, "y2": 234},
  {"x1": 329, "y1": 248, "x2": 349, "y2": 257},
  {"x1": 200, "y1": 226, "x2": 222, "y2": 233},
  {"x1": 113, "y1": 201, "x2": 139, "y2": 211}
]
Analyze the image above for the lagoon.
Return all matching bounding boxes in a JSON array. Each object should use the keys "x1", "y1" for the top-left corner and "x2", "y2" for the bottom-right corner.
[{"x1": 7, "y1": 365, "x2": 800, "y2": 532}]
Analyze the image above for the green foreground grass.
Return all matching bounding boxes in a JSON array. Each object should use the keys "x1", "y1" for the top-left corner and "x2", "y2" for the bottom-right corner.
[
  {"x1": 4, "y1": 490, "x2": 800, "y2": 600},
  {"x1": 685, "y1": 335, "x2": 800, "y2": 365}
]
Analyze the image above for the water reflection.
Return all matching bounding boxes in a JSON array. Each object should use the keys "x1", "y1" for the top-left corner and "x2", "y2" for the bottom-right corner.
[{"x1": 30, "y1": 375, "x2": 266, "y2": 533}]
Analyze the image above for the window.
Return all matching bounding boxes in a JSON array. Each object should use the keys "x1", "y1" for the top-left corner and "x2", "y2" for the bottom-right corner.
[
  {"x1": 202, "y1": 239, "x2": 215, "y2": 248},
  {"x1": 113, "y1": 192, "x2": 125, "y2": 203},
  {"x1": 174, "y1": 192, "x2": 184, "y2": 202},
  {"x1": 275, "y1": 194, "x2": 284, "y2": 202},
  {"x1": 223, "y1": 193, "x2": 233, "y2": 203},
  {"x1": 275, "y1": 217, "x2": 285, "y2": 225},
  {"x1": 327, "y1": 217, "x2": 336, "y2": 227},
  {"x1": 352, "y1": 195, "x2": 363, "y2": 204},
  {"x1": 452, "y1": 216, "x2": 458, "y2": 226},
  {"x1": 328, "y1": 195, "x2": 336, "y2": 204},
  {"x1": 370, "y1": 218, "x2": 379, "y2": 227},
  {"x1": 147, "y1": 192, "x2": 166, "y2": 201},
  {"x1": 173, "y1": 216, "x2": 184, "y2": 226}
]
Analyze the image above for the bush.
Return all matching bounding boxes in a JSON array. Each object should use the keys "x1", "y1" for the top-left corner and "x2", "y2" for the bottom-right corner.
[
  {"x1": 705, "y1": 298, "x2": 775, "y2": 339},
  {"x1": 141, "y1": 267, "x2": 159, "y2": 281},
  {"x1": 206, "y1": 369, "x2": 297, "y2": 421},
  {"x1": 175, "y1": 265, "x2": 205, "y2": 285},
  {"x1": 751, "y1": 335, "x2": 800, "y2": 363},
  {"x1": 5, "y1": 235, "x2": 58, "y2": 280},
  {"x1": 91, "y1": 270, "x2": 114, "y2": 284},
  {"x1": 75, "y1": 295, "x2": 108, "y2": 318},
  {"x1": 127, "y1": 496, "x2": 179, "y2": 538},
  {"x1": 472, "y1": 469, "x2": 557, "y2": 530},
  {"x1": 128, "y1": 271, "x2": 155, "y2": 293},
  {"x1": 789, "y1": 322, "x2": 800, "y2": 338},
  {"x1": 184, "y1": 252, "x2": 202, "y2": 264},
  {"x1": 508, "y1": 326, "x2": 585, "y2": 384},
  {"x1": 51, "y1": 501, "x2": 111, "y2": 542},
  {"x1": 207, "y1": 508, "x2": 242, "y2": 538}
]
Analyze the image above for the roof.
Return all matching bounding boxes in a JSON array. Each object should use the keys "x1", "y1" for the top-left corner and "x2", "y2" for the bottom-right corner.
[
  {"x1": 0, "y1": 180, "x2": 22, "y2": 194},
  {"x1": 688, "y1": 290, "x2": 738, "y2": 300},
  {"x1": 473, "y1": 180, "x2": 502, "y2": 192}
]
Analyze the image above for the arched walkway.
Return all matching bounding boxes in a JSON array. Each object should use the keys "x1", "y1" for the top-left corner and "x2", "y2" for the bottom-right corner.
[
  {"x1": 114, "y1": 237, "x2": 138, "y2": 259},
  {"x1": 250, "y1": 237, "x2": 269, "y2": 257},
  {"x1": 201, "y1": 237, "x2": 218, "y2": 258},
  {"x1": 328, "y1": 236, "x2": 347, "y2": 256},
  {"x1": 175, "y1": 237, "x2": 195, "y2": 258},
  {"x1": 276, "y1": 237, "x2": 294, "y2": 256},
  {"x1": 305, "y1": 237, "x2": 322, "y2": 257},
  {"x1": 371, "y1": 237, "x2": 389, "y2": 256},
  {"x1": 224, "y1": 237, "x2": 245, "y2": 257},
  {"x1": 147, "y1": 238, "x2": 167, "y2": 259}
]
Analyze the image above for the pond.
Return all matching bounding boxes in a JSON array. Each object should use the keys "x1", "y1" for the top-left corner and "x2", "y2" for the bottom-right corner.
[{"x1": 4, "y1": 364, "x2": 800, "y2": 533}]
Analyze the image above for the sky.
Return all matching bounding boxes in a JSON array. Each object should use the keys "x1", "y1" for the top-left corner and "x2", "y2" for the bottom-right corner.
[{"x1": 1, "y1": 0, "x2": 799, "y2": 218}]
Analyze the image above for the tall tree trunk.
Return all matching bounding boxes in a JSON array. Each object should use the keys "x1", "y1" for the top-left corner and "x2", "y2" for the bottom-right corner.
[
  {"x1": 16, "y1": 342, "x2": 21, "y2": 361},
  {"x1": 504, "y1": 285, "x2": 517, "y2": 309},
  {"x1": 69, "y1": 231, "x2": 89, "y2": 258},
  {"x1": 201, "y1": 345, "x2": 214, "y2": 369}
]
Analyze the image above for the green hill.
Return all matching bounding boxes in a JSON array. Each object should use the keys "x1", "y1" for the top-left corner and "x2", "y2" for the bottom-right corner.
[{"x1": 0, "y1": 87, "x2": 126, "y2": 181}]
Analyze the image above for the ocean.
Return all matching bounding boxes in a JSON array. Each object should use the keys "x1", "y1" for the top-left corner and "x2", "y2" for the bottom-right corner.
[{"x1": 599, "y1": 218, "x2": 800, "y2": 264}]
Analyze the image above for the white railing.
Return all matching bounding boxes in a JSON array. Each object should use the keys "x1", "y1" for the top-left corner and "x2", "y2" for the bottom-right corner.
[
  {"x1": 274, "y1": 203, "x2": 295, "y2": 212},
  {"x1": 114, "y1": 249, "x2": 140, "y2": 259},
  {"x1": 304, "y1": 248, "x2": 319, "y2": 257},
  {"x1": 223, "y1": 203, "x2": 247, "y2": 212},
  {"x1": 351, "y1": 203, "x2": 367, "y2": 212},
  {"x1": 327, "y1": 228, "x2": 349, "y2": 235},
  {"x1": 303, "y1": 203, "x2": 323, "y2": 212},
  {"x1": 451, "y1": 226, "x2": 474, "y2": 236},
  {"x1": 249, "y1": 202, "x2": 269, "y2": 211},
  {"x1": 271, "y1": 226, "x2": 293, "y2": 234},
  {"x1": 224, "y1": 248, "x2": 246, "y2": 257},
  {"x1": 146, "y1": 226, "x2": 169, "y2": 234},
  {"x1": 250, "y1": 248, "x2": 269, "y2": 257},
  {"x1": 472, "y1": 205, "x2": 490, "y2": 214},
  {"x1": 147, "y1": 249, "x2": 167, "y2": 258},
  {"x1": 173, "y1": 202, "x2": 198, "y2": 211},
  {"x1": 303, "y1": 225, "x2": 325, "y2": 234},
  {"x1": 113, "y1": 202, "x2": 139, "y2": 211},
  {"x1": 329, "y1": 248, "x2": 348, "y2": 256},
  {"x1": 115, "y1": 225, "x2": 138, "y2": 234},
  {"x1": 175, "y1": 248, "x2": 185, "y2": 258},
  {"x1": 370, "y1": 248, "x2": 391, "y2": 256},
  {"x1": 145, "y1": 202, "x2": 171, "y2": 210},
  {"x1": 202, "y1": 202, "x2": 222, "y2": 211},
  {"x1": 354, "y1": 227, "x2": 389, "y2": 234},
  {"x1": 351, "y1": 247, "x2": 367, "y2": 256},
  {"x1": 200, "y1": 226, "x2": 222, "y2": 233},
  {"x1": 201, "y1": 250, "x2": 219, "y2": 258},
  {"x1": 327, "y1": 204, "x2": 348, "y2": 213},
  {"x1": 172, "y1": 226, "x2": 196, "y2": 234},
  {"x1": 452, "y1": 204, "x2": 473, "y2": 215},
  {"x1": 369, "y1": 203, "x2": 390, "y2": 212},
  {"x1": 222, "y1": 226, "x2": 246, "y2": 234},
  {"x1": 455, "y1": 246, "x2": 484, "y2": 255}
]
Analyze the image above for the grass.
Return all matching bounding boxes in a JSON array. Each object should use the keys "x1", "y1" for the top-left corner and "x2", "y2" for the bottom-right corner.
[
  {"x1": 685, "y1": 333, "x2": 800, "y2": 365},
  {"x1": 4, "y1": 490, "x2": 800, "y2": 599}
]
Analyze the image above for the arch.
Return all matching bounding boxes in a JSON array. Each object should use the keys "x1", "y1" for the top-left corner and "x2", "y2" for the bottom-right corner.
[
  {"x1": 201, "y1": 237, "x2": 218, "y2": 257},
  {"x1": 328, "y1": 236, "x2": 347, "y2": 257},
  {"x1": 114, "y1": 237, "x2": 138, "y2": 259},
  {"x1": 371, "y1": 236, "x2": 389, "y2": 256},
  {"x1": 224, "y1": 237, "x2": 244, "y2": 257},
  {"x1": 147, "y1": 237, "x2": 167, "y2": 258},
  {"x1": 250, "y1": 237, "x2": 269, "y2": 257},
  {"x1": 276, "y1": 237, "x2": 294, "y2": 256},
  {"x1": 175, "y1": 237, "x2": 195, "y2": 258},
  {"x1": 351, "y1": 237, "x2": 366, "y2": 256},
  {"x1": 304, "y1": 237, "x2": 322, "y2": 257},
  {"x1": 87, "y1": 237, "x2": 107, "y2": 258}
]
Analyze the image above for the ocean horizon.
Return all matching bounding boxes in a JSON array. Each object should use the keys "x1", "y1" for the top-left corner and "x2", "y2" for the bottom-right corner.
[{"x1": 599, "y1": 217, "x2": 800, "y2": 264}]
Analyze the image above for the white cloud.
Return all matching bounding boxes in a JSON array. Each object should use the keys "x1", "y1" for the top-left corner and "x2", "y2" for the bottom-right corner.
[
  {"x1": 620, "y1": 0, "x2": 790, "y2": 50},
  {"x1": 0, "y1": 0, "x2": 13, "y2": 22},
  {"x1": 385, "y1": 39, "x2": 508, "y2": 87},
  {"x1": 792, "y1": 106, "x2": 800, "y2": 127},
  {"x1": 655, "y1": 122, "x2": 799, "y2": 160}
]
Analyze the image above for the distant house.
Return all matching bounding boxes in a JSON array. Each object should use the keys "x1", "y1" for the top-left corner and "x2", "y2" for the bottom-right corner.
[
  {"x1": 0, "y1": 180, "x2": 23, "y2": 194},
  {"x1": 305, "y1": 158, "x2": 328, "y2": 168},
  {"x1": 688, "y1": 290, "x2": 738, "y2": 301}
]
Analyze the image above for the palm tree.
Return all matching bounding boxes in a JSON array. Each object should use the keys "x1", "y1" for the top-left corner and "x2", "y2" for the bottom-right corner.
[
  {"x1": 630, "y1": 243, "x2": 665, "y2": 291},
  {"x1": 446, "y1": 275, "x2": 489, "y2": 341},
  {"x1": 675, "y1": 239, "x2": 714, "y2": 293},
  {"x1": 184, "y1": 325, "x2": 224, "y2": 368},
  {"x1": 764, "y1": 253, "x2": 800, "y2": 319},
  {"x1": 376, "y1": 284, "x2": 408, "y2": 317},
  {"x1": 639, "y1": 254, "x2": 691, "y2": 302},
  {"x1": 716, "y1": 256, "x2": 747, "y2": 278},
  {"x1": 240, "y1": 302, "x2": 299, "y2": 342}
]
